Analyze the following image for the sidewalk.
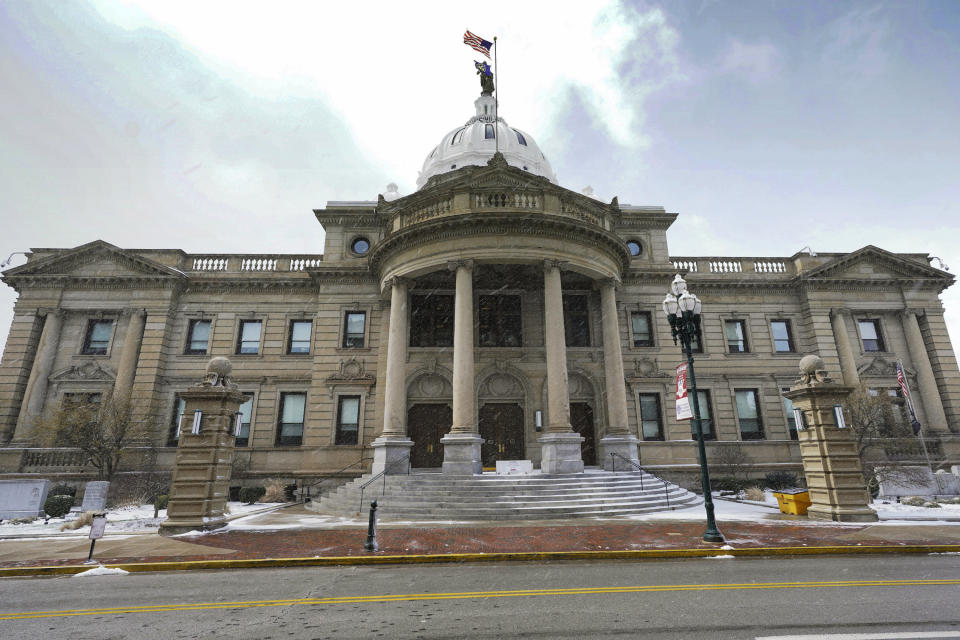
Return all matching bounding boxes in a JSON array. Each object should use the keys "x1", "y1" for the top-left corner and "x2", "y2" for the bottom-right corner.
[{"x1": 2, "y1": 502, "x2": 960, "y2": 576}]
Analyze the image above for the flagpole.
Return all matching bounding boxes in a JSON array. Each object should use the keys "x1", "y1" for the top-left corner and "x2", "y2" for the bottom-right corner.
[
  {"x1": 899, "y1": 359, "x2": 935, "y2": 477},
  {"x1": 493, "y1": 36, "x2": 499, "y2": 155}
]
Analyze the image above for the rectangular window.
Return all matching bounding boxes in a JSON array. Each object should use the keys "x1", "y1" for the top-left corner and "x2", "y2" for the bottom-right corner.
[
  {"x1": 771, "y1": 320, "x2": 794, "y2": 353},
  {"x1": 335, "y1": 395, "x2": 360, "y2": 445},
  {"x1": 82, "y1": 320, "x2": 113, "y2": 355},
  {"x1": 638, "y1": 393, "x2": 663, "y2": 441},
  {"x1": 858, "y1": 319, "x2": 885, "y2": 352},
  {"x1": 689, "y1": 323, "x2": 703, "y2": 353},
  {"x1": 736, "y1": 389, "x2": 765, "y2": 440},
  {"x1": 410, "y1": 294, "x2": 454, "y2": 347},
  {"x1": 563, "y1": 295, "x2": 590, "y2": 347},
  {"x1": 725, "y1": 319, "x2": 749, "y2": 353},
  {"x1": 236, "y1": 320, "x2": 262, "y2": 355},
  {"x1": 343, "y1": 312, "x2": 366, "y2": 348},
  {"x1": 185, "y1": 319, "x2": 211, "y2": 355},
  {"x1": 692, "y1": 390, "x2": 715, "y2": 440},
  {"x1": 235, "y1": 393, "x2": 254, "y2": 447},
  {"x1": 478, "y1": 295, "x2": 522, "y2": 347},
  {"x1": 631, "y1": 312, "x2": 653, "y2": 347},
  {"x1": 167, "y1": 396, "x2": 186, "y2": 446},
  {"x1": 781, "y1": 388, "x2": 798, "y2": 441},
  {"x1": 288, "y1": 320, "x2": 312, "y2": 354},
  {"x1": 276, "y1": 392, "x2": 306, "y2": 446}
]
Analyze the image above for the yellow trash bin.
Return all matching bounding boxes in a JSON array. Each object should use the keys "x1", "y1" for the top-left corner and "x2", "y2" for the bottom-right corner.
[{"x1": 772, "y1": 489, "x2": 811, "y2": 516}]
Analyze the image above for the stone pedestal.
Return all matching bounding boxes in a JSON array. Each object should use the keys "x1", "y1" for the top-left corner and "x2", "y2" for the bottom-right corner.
[
  {"x1": 160, "y1": 358, "x2": 245, "y2": 536},
  {"x1": 783, "y1": 355, "x2": 878, "y2": 523},
  {"x1": 370, "y1": 436, "x2": 413, "y2": 475},
  {"x1": 539, "y1": 432, "x2": 585, "y2": 474},
  {"x1": 440, "y1": 433, "x2": 483, "y2": 475},
  {"x1": 599, "y1": 435, "x2": 640, "y2": 471}
]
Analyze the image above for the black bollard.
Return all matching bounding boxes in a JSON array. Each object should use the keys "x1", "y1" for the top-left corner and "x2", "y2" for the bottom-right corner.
[{"x1": 364, "y1": 500, "x2": 378, "y2": 552}]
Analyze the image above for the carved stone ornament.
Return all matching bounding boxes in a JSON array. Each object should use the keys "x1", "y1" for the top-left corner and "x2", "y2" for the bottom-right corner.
[
  {"x1": 480, "y1": 372, "x2": 523, "y2": 398},
  {"x1": 632, "y1": 358, "x2": 670, "y2": 378},
  {"x1": 857, "y1": 356, "x2": 899, "y2": 377},
  {"x1": 50, "y1": 361, "x2": 115, "y2": 382},
  {"x1": 196, "y1": 356, "x2": 238, "y2": 389},
  {"x1": 327, "y1": 358, "x2": 375, "y2": 384},
  {"x1": 797, "y1": 354, "x2": 833, "y2": 386}
]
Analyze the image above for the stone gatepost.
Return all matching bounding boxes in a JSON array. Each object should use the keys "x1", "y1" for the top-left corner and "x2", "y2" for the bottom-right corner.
[
  {"x1": 783, "y1": 355, "x2": 878, "y2": 523},
  {"x1": 160, "y1": 357, "x2": 245, "y2": 536}
]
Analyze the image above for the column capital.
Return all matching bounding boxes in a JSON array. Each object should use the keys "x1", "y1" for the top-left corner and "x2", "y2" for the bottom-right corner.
[
  {"x1": 447, "y1": 259, "x2": 475, "y2": 272},
  {"x1": 829, "y1": 307, "x2": 851, "y2": 320},
  {"x1": 121, "y1": 307, "x2": 148, "y2": 319},
  {"x1": 38, "y1": 307, "x2": 63, "y2": 319},
  {"x1": 543, "y1": 259, "x2": 569, "y2": 273},
  {"x1": 901, "y1": 308, "x2": 925, "y2": 320},
  {"x1": 593, "y1": 277, "x2": 622, "y2": 292},
  {"x1": 380, "y1": 276, "x2": 410, "y2": 296}
]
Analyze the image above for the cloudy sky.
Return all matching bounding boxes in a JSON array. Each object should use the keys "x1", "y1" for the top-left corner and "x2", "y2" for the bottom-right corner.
[{"x1": 1, "y1": 0, "x2": 958, "y2": 354}]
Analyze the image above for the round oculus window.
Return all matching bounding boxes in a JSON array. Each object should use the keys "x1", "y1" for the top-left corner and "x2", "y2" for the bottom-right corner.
[
  {"x1": 351, "y1": 237, "x2": 370, "y2": 255},
  {"x1": 626, "y1": 240, "x2": 642, "y2": 257}
]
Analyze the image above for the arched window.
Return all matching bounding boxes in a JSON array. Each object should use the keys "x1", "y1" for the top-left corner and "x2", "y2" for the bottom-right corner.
[
  {"x1": 485, "y1": 124, "x2": 495, "y2": 139},
  {"x1": 451, "y1": 128, "x2": 466, "y2": 145},
  {"x1": 514, "y1": 129, "x2": 527, "y2": 146}
]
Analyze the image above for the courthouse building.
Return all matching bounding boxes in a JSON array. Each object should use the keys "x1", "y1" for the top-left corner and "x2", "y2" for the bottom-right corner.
[{"x1": 1, "y1": 89, "x2": 958, "y2": 484}]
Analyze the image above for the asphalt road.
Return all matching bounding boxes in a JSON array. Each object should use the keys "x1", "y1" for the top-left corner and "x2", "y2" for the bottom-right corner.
[{"x1": 1, "y1": 555, "x2": 959, "y2": 639}]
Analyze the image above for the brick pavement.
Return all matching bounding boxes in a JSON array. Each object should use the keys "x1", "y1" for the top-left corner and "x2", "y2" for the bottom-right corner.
[{"x1": 3, "y1": 509, "x2": 960, "y2": 570}]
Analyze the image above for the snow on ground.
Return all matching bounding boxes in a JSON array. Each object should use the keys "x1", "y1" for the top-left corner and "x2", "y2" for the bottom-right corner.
[
  {"x1": 0, "y1": 502, "x2": 284, "y2": 537},
  {"x1": 72, "y1": 565, "x2": 129, "y2": 577}
]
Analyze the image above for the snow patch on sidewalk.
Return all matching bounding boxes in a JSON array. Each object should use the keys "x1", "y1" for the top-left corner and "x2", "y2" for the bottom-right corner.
[{"x1": 72, "y1": 565, "x2": 129, "y2": 577}]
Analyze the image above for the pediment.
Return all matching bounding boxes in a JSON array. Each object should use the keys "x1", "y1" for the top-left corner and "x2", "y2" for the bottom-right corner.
[
  {"x1": 801, "y1": 246, "x2": 952, "y2": 284},
  {"x1": 50, "y1": 361, "x2": 116, "y2": 382},
  {"x1": 857, "y1": 356, "x2": 914, "y2": 378},
  {"x1": 4, "y1": 240, "x2": 185, "y2": 280}
]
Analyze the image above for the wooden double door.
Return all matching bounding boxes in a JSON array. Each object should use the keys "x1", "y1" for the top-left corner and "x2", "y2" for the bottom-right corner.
[
  {"x1": 407, "y1": 403, "x2": 451, "y2": 468},
  {"x1": 478, "y1": 403, "x2": 525, "y2": 467},
  {"x1": 570, "y1": 402, "x2": 596, "y2": 466}
]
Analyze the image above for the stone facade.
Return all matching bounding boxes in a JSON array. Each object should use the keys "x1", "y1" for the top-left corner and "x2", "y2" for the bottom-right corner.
[{"x1": 1, "y1": 154, "x2": 958, "y2": 485}]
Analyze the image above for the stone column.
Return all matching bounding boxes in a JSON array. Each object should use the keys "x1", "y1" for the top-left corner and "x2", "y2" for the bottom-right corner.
[
  {"x1": 830, "y1": 309, "x2": 861, "y2": 387},
  {"x1": 160, "y1": 357, "x2": 246, "y2": 535},
  {"x1": 597, "y1": 279, "x2": 638, "y2": 470},
  {"x1": 11, "y1": 309, "x2": 63, "y2": 444},
  {"x1": 783, "y1": 355, "x2": 877, "y2": 522},
  {"x1": 538, "y1": 260, "x2": 584, "y2": 474},
  {"x1": 442, "y1": 260, "x2": 483, "y2": 475},
  {"x1": 902, "y1": 309, "x2": 948, "y2": 433},
  {"x1": 370, "y1": 277, "x2": 413, "y2": 475},
  {"x1": 112, "y1": 309, "x2": 146, "y2": 401}
]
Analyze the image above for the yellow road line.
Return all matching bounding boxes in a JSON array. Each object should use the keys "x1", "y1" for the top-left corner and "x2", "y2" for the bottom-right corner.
[{"x1": 2, "y1": 578, "x2": 959, "y2": 621}]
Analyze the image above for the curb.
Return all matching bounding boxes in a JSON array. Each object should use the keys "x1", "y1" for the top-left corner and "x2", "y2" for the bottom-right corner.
[{"x1": 3, "y1": 544, "x2": 960, "y2": 578}]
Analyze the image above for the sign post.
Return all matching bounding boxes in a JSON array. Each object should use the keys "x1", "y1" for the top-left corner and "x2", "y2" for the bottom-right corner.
[{"x1": 84, "y1": 512, "x2": 107, "y2": 564}]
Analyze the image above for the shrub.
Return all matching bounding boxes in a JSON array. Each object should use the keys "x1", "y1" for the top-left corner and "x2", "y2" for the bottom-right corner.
[
  {"x1": 50, "y1": 484, "x2": 76, "y2": 497},
  {"x1": 901, "y1": 496, "x2": 926, "y2": 506},
  {"x1": 923, "y1": 501, "x2": 942, "y2": 509},
  {"x1": 239, "y1": 486, "x2": 266, "y2": 505},
  {"x1": 938, "y1": 497, "x2": 960, "y2": 505},
  {"x1": 43, "y1": 495, "x2": 74, "y2": 518},
  {"x1": 155, "y1": 494, "x2": 168, "y2": 510},
  {"x1": 262, "y1": 478, "x2": 287, "y2": 503},
  {"x1": 764, "y1": 471, "x2": 799, "y2": 491},
  {"x1": 60, "y1": 512, "x2": 93, "y2": 531},
  {"x1": 229, "y1": 486, "x2": 242, "y2": 502},
  {"x1": 744, "y1": 486, "x2": 767, "y2": 502}
]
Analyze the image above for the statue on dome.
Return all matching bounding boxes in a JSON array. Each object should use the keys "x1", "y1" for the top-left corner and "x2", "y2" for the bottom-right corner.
[{"x1": 474, "y1": 60, "x2": 495, "y2": 95}]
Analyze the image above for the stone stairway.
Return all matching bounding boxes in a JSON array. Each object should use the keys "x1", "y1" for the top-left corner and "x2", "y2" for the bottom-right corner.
[{"x1": 308, "y1": 469, "x2": 702, "y2": 520}]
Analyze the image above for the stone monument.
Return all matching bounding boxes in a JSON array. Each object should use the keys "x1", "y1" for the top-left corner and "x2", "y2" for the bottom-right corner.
[
  {"x1": 0, "y1": 479, "x2": 50, "y2": 520},
  {"x1": 160, "y1": 357, "x2": 246, "y2": 535},
  {"x1": 80, "y1": 480, "x2": 110, "y2": 512},
  {"x1": 783, "y1": 355, "x2": 878, "y2": 522}
]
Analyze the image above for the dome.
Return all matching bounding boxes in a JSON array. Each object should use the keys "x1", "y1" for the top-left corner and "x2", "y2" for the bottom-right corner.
[{"x1": 417, "y1": 94, "x2": 557, "y2": 189}]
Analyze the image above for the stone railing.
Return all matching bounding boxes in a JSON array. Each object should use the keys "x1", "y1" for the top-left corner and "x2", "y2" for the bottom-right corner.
[
  {"x1": 188, "y1": 255, "x2": 323, "y2": 272},
  {"x1": 473, "y1": 191, "x2": 542, "y2": 210},
  {"x1": 558, "y1": 199, "x2": 603, "y2": 227},
  {"x1": 404, "y1": 196, "x2": 454, "y2": 227},
  {"x1": 19, "y1": 448, "x2": 88, "y2": 471},
  {"x1": 670, "y1": 257, "x2": 794, "y2": 275}
]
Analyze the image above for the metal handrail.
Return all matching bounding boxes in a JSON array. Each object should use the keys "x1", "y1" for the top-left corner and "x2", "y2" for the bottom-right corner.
[
  {"x1": 297, "y1": 457, "x2": 373, "y2": 503},
  {"x1": 609, "y1": 452, "x2": 671, "y2": 508},
  {"x1": 358, "y1": 454, "x2": 411, "y2": 510}
]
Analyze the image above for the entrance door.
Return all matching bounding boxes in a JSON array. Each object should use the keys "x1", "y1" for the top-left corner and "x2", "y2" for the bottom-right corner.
[
  {"x1": 570, "y1": 402, "x2": 596, "y2": 466},
  {"x1": 478, "y1": 403, "x2": 525, "y2": 467},
  {"x1": 407, "y1": 403, "x2": 451, "y2": 468}
]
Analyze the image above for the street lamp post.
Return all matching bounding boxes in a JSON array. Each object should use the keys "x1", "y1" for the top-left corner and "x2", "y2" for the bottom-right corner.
[{"x1": 663, "y1": 274, "x2": 724, "y2": 543}]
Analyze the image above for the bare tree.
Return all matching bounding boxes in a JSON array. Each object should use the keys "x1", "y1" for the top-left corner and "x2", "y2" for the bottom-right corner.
[
  {"x1": 842, "y1": 384, "x2": 936, "y2": 493},
  {"x1": 35, "y1": 392, "x2": 153, "y2": 480}
]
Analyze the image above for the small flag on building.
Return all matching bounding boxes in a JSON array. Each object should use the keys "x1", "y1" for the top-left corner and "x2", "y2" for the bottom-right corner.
[
  {"x1": 463, "y1": 29, "x2": 493, "y2": 58},
  {"x1": 896, "y1": 360, "x2": 923, "y2": 435}
]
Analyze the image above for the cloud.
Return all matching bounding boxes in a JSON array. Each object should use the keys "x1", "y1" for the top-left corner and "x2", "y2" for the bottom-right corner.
[
  {"x1": 718, "y1": 39, "x2": 781, "y2": 80},
  {"x1": 820, "y1": 5, "x2": 892, "y2": 77}
]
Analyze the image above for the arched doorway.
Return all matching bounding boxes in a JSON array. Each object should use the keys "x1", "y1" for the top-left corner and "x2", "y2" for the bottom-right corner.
[
  {"x1": 407, "y1": 372, "x2": 452, "y2": 469},
  {"x1": 568, "y1": 373, "x2": 597, "y2": 466},
  {"x1": 478, "y1": 371, "x2": 527, "y2": 467}
]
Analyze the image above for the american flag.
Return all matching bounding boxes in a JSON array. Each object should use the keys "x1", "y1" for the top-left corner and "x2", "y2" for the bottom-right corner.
[
  {"x1": 463, "y1": 30, "x2": 493, "y2": 59},
  {"x1": 896, "y1": 360, "x2": 923, "y2": 435}
]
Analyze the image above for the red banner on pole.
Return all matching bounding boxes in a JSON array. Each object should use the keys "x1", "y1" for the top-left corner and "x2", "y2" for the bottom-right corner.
[{"x1": 676, "y1": 363, "x2": 692, "y2": 421}]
